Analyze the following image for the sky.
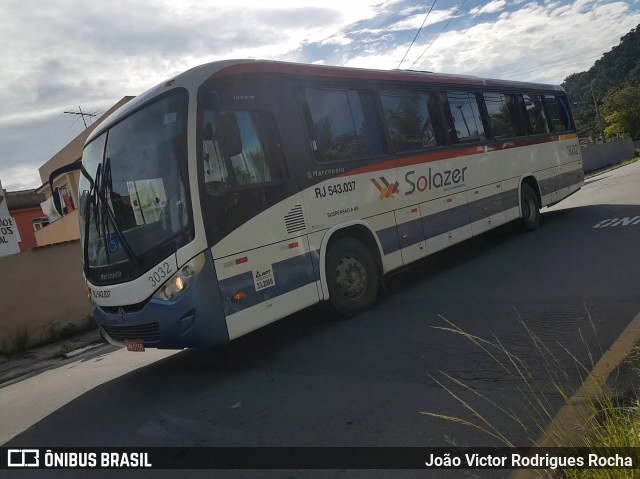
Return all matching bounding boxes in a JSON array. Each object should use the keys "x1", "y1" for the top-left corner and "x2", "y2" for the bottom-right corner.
[{"x1": 1, "y1": 0, "x2": 639, "y2": 191}]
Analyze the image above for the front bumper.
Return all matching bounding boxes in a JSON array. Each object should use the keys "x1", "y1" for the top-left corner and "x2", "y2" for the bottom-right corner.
[{"x1": 94, "y1": 250, "x2": 229, "y2": 349}]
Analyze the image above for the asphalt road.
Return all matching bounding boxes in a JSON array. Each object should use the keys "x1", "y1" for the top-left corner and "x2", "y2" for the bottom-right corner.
[{"x1": 2, "y1": 162, "x2": 640, "y2": 479}]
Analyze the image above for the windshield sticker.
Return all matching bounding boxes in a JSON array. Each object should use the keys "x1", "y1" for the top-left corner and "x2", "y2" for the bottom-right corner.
[
  {"x1": 163, "y1": 112, "x2": 177, "y2": 125},
  {"x1": 107, "y1": 233, "x2": 120, "y2": 253},
  {"x1": 254, "y1": 266, "x2": 275, "y2": 292}
]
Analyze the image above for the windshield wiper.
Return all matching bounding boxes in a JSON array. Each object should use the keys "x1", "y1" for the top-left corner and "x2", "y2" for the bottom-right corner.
[{"x1": 84, "y1": 159, "x2": 141, "y2": 268}]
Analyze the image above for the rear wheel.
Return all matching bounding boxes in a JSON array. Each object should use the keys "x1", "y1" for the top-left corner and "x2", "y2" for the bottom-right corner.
[
  {"x1": 325, "y1": 237, "x2": 379, "y2": 316},
  {"x1": 520, "y1": 183, "x2": 540, "y2": 230}
]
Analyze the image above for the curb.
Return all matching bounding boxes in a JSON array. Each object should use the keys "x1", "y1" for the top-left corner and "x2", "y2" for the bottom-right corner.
[{"x1": 0, "y1": 333, "x2": 109, "y2": 387}]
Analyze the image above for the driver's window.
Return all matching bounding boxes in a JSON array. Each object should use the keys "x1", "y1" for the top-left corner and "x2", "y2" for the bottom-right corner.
[
  {"x1": 201, "y1": 110, "x2": 281, "y2": 189},
  {"x1": 229, "y1": 111, "x2": 272, "y2": 185},
  {"x1": 199, "y1": 108, "x2": 288, "y2": 243},
  {"x1": 202, "y1": 110, "x2": 229, "y2": 185}
]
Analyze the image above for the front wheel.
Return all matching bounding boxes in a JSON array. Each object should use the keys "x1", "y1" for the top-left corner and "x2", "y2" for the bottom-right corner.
[
  {"x1": 325, "y1": 237, "x2": 379, "y2": 316},
  {"x1": 520, "y1": 183, "x2": 540, "y2": 231}
]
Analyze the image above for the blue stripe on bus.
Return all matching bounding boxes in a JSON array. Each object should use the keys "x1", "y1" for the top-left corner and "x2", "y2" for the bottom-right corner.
[
  {"x1": 394, "y1": 188, "x2": 520, "y2": 252},
  {"x1": 422, "y1": 204, "x2": 470, "y2": 239},
  {"x1": 310, "y1": 249, "x2": 321, "y2": 281},
  {"x1": 558, "y1": 170, "x2": 584, "y2": 189},
  {"x1": 539, "y1": 176, "x2": 559, "y2": 196},
  {"x1": 502, "y1": 188, "x2": 520, "y2": 210},
  {"x1": 219, "y1": 252, "x2": 317, "y2": 316},
  {"x1": 397, "y1": 218, "x2": 424, "y2": 248},
  {"x1": 467, "y1": 192, "x2": 505, "y2": 223},
  {"x1": 376, "y1": 225, "x2": 401, "y2": 255}
]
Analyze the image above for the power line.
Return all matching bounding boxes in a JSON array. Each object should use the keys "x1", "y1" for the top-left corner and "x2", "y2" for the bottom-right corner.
[
  {"x1": 409, "y1": 0, "x2": 468, "y2": 70},
  {"x1": 504, "y1": 48, "x2": 610, "y2": 77},
  {"x1": 397, "y1": 0, "x2": 437, "y2": 69},
  {"x1": 505, "y1": 53, "x2": 605, "y2": 79}
]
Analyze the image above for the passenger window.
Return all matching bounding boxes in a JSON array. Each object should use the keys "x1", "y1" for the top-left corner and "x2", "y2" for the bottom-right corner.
[
  {"x1": 523, "y1": 94, "x2": 549, "y2": 134},
  {"x1": 304, "y1": 87, "x2": 387, "y2": 162},
  {"x1": 544, "y1": 95, "x2": 573, "y2": 132},
  {"x1": 380, "y1": 90, "x2": 447, "y2": 152},
  {"x1": 445, "y1": 91, "x2": 487, "y2": 143},
  {"x1": 483, "y1": 92, "x2": 525, "y2": 139}
]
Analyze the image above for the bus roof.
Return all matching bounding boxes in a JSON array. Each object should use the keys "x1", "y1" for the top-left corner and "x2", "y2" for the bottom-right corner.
[
  {"x1": 86, "y1": 59, "x2": 563, "y2": 145},
  {"x1": 209, "y1": 60, "x2": 562, "y2": 92}
]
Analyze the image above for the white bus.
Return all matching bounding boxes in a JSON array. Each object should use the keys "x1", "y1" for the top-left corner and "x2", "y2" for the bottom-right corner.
[{"x1": 51, "y1": 60, "x2": 583, "y2": 350}]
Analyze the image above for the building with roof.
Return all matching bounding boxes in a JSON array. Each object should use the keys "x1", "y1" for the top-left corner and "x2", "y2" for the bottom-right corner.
[{"x1": 5, "y1": 188, "x2": 46, "y2": 251}]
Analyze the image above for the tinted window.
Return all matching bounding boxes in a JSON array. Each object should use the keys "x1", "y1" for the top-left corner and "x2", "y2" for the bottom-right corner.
[
  {"x1": 523, "y1": 94, "x2": 549, "y2": 134},
  {"x1": 304, "y1": 88, "x2": 387, "y2": 161},
  {"x1": 545, "y1": 95, "x2": 573, "y2": 132},
  {"x1": 483, "y1": 92, "x2": 525, "y2": 139},
  {"x1": 199, "y1": 106, "x2": 288, "y2": 244},
  {"x1": 446, "y1": 91, "x2": 487, "y2": 143},
  {"x1": 380, "y1": 90, "x2": 446, "y2": 152},
  {"x1": 202, "y1": 110, "x2": 284, "y2": 189}
]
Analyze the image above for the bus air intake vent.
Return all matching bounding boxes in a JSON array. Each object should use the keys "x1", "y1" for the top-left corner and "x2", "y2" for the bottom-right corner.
[
  {"x1": 101, "y1": 299, "x2": 149, "y2": 314},
  {"x1": 103, "y1": 323, "x2": 161, "y2": 343},
  {"x1": 284, "y1": 204, "x2": 306, "y2": 234}
]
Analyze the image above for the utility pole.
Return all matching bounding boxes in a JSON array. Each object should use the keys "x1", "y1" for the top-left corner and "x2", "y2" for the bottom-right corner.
[
  {"x1": 590, "y1": 81, "x2": 606, "y2": 144},
  {"x1": 64, "y1": 106, "x2": 97, "y2": 129}
]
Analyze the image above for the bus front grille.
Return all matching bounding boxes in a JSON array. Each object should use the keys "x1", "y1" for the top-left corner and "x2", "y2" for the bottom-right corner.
[{"x1": 103, "y1": 323, "x2": 161, "y2": 343}]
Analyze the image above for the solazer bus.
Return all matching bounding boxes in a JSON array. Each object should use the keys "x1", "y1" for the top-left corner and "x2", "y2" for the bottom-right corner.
[{"x1": 52, "y1": 60, "x2": 583, "y2": 351}]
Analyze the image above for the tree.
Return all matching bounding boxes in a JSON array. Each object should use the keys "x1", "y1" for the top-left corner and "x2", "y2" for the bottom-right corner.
[
  {"x1": 574, "y1": 102, "x2": 600, "y2": 141},
  {"x1": 602, "y1": 82, "x2": 640, "y2": 139}
]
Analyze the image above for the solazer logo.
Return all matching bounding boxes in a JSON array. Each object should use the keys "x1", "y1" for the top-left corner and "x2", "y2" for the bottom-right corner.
[
  {"x1": 371, "y1": 167, "x2": 468, "y2": 200},
  {"x1": 8, "y1": 449, "x2": 39, "y2": 467},
  {"x1": 370, "y1": 177, "x2": 400, "y2": 200}
]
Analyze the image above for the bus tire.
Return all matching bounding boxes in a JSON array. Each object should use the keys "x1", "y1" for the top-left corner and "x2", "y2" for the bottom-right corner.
[
  {"x1": 326, "y1": 237, "x2": 379, "y2": 317},
  {"x1": 520, "y1": 183, "x2": 540, "y2": 231}
]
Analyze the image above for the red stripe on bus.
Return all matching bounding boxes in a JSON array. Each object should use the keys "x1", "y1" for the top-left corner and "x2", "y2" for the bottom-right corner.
[
  {"x1": 339, "y1": 134, "x2": 563, "y2": 177},
  {"x1": 211, "y1": 61, "x2": 485, "y2": 86}
]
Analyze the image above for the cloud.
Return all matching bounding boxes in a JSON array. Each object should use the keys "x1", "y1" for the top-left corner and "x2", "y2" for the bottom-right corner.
[
  {"x1": 1, "y1": 0, "x2": 639, "y2": 190},
  {"x1": 470, "y1": 0, "x2": 508, "y2": 16},
  {"x1": 0, "y1": 0, "x2": 399, "y2": 189},
  {"x1": 357, "y1": 7, "x2": 459, "y2": 34},
  {"x1": 333, "y1": 1, "x2": 640, "y2": 85}
]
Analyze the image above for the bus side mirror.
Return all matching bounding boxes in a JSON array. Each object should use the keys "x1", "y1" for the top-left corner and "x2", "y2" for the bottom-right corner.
[
  {"x1": 52, "y1": 188, "x2": 62, "y2": 216},
  {"x1": 219, "y1": 112, "x2": 242, "y2": 157},
  {"x1": 48, "y1": 162, "x2": 82, "y2": 216}
]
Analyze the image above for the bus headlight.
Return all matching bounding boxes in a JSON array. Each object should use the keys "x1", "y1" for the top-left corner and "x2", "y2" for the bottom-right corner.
[{"x1": 153, "y1": 252, "x2": 206, "y2": 301}]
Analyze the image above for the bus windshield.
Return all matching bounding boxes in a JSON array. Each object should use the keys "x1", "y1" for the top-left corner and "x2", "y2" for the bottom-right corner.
[{"x1": 79, "y1": 90, "x2": 192, "y2": 283}]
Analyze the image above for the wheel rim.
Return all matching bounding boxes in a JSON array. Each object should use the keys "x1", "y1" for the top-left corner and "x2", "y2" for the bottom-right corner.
[
  {"x1": 523, "y1": 194, "x2": 536, "y2": 222},
  {"x1": 334, "y1": 253, "x2": 367, "y2": 300}
]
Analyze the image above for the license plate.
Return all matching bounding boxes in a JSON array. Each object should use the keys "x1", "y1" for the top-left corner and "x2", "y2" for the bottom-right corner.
[{"x1": 125, "y1": 339, "x2": 145, "y2": 352}]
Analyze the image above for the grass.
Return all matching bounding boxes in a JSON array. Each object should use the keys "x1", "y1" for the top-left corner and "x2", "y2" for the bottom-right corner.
[
  {"x1": 0, "y1": 325, "x2": 32, "y2": 358},
  {"x1": 46, "y1": 315, "x2": 97, "y2": 343},
  {"x1": 424, "y1": 309, "x2": 640, "y2": 478},
  {"x1": 0, "y1": 315, "x2": 98, "y2": 359},
  {"x1": 610, "y1": 156, "x2": 640, "y2": 171}
]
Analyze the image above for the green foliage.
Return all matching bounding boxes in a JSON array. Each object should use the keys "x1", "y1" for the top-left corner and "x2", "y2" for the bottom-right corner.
[
  {"x1": 602, "y1": 82, "x2": 640, "y2": 139},
  {"x1": 562, "y1": 25, "x2": 640, "y2": 140},
  {"x1": 574, "y1": 102, "x2": 600, "y2": 141},
  {"x1": 57, "y1": 343, "x2": 73, "y2": 358}
]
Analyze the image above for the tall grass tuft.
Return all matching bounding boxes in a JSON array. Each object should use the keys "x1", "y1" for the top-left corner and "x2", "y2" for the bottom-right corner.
[{"x1": 423, "y1": 307, "x2": 640, "y2": 478}]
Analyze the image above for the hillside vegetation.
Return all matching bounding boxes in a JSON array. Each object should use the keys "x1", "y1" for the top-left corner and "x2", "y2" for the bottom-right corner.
[{"x1": 562, "y1": 25, "x2": 640, "y2": 140}]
